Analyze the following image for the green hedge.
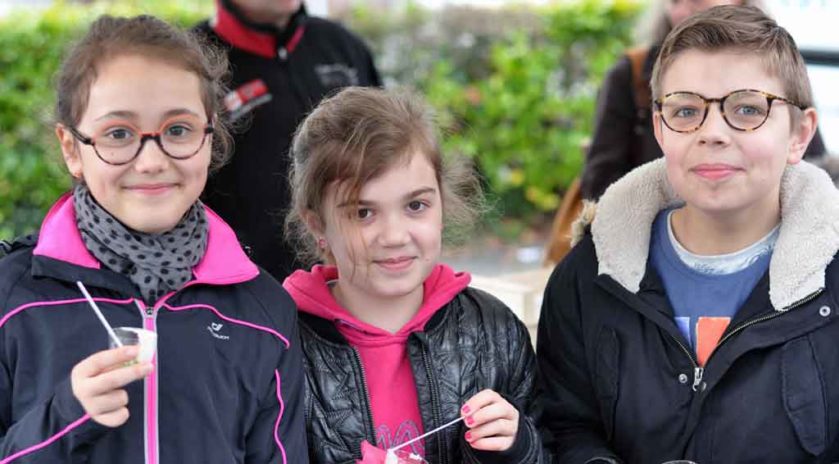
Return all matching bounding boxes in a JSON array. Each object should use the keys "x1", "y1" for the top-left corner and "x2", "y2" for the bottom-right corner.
[{"x1": 0, "y1": 0, "x2": 639, "y2": 240}]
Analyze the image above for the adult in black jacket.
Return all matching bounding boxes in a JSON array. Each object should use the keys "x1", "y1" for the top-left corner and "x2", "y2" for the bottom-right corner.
[{"x1": 195, "y1": 0, "x2": 381, "y2": 281}]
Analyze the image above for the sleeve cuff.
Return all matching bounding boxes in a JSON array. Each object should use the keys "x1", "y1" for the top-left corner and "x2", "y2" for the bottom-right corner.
[
  {"x1": 463, "y1": 412, "x2": 533, "y2": 464},
  {"x1": 52, "y1": 377, "x2": 109, "y2": 443}
]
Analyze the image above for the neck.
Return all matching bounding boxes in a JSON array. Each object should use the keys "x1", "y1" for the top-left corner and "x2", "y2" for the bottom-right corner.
[
  {"x1": 671, "y1": 199, "x2": 781, "y2": 255},
  {"x1": 273, "y1": 14, "x2": 293, "y2": 30},
  {"x1": 331, "y1": 281, "x2": 424, "y2": 334}
]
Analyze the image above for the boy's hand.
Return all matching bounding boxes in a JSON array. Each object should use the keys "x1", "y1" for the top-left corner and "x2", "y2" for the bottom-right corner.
[
  {"x1": 71, "y1": 346, "x2": 153, "y2": 427},
  {"x1": 460, "y1": 389, "x2": 519, "y2": 452}
]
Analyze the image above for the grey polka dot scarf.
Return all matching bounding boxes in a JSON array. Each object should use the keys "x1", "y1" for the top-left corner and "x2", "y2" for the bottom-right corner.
[{"x1": 73, "y1": 184, "x2": 208, "y2": 304}]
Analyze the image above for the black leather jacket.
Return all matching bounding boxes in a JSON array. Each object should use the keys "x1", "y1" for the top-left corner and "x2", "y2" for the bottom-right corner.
[{"x1": 299, "y1": 287, "x2": 548, "y2": 464}]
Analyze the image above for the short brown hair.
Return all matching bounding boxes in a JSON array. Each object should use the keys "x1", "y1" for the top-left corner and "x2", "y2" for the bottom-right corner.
[
  {"x1": 55, "y1": 15, "x2": 232, "y2": 171},
  {"x1": 286, "y1": 87, "x2": 485, "y2": 265},
  {"x1": 651, "y1": 5, "x2": 813, "y2": 109}
]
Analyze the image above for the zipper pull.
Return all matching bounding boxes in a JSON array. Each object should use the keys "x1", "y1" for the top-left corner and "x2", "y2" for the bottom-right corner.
[
  {"x1": 692, "y1": 367, "x2": 705, "y2": 392},
  {"x1": 135, "y1": 299, "x2": 153, "y2": 318}
]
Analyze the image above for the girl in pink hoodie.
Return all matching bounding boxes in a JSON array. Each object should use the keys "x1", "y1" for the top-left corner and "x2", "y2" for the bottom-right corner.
[{"x1": 282, "y1": 87, "x2": 547, "y2": 464}]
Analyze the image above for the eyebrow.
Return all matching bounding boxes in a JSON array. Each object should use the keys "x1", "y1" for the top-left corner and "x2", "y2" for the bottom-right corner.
[
  {"x1": 337, "y1": 187, "x2": 437, "y2": 208},
  {"x1": 94, "y1": 108, "x2": 202, "y2": 122}
]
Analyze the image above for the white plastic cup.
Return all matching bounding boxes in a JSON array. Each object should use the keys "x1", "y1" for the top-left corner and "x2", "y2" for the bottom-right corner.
[
  {"x1": 385, "y1": 449, "x2": 427, "y2": 464},
  {"x1": 109, "y1": 327, "x2": 157, "y2": 363}
]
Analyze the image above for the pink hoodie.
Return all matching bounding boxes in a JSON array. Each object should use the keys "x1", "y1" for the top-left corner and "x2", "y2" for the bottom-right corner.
[{"x1": 283, "y1": 264, "x2": 470, "y2": 459}]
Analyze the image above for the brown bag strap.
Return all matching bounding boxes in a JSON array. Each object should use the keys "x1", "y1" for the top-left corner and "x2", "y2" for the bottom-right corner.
[{"x1": 626, "y1": 46, "x2": 651, "y2": 112}]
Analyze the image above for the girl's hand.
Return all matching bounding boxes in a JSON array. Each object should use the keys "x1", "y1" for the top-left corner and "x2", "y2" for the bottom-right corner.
[
  {"x1": 71, "y1": 346, "x2": 153, "y2": 427},
  {"x1": 460, "y1": 389, "x2": 519, "y2": 452}
]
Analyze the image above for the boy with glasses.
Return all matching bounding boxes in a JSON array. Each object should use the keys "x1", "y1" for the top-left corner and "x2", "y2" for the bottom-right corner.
[{"x1": 537, "y1": 5, "x2": 839, "y2": 463}]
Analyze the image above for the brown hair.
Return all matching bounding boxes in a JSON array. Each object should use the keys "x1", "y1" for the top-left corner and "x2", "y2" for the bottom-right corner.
[
  {"x1": 651, "y1": 5, "x2": 813, "y2": 111},
  {"x1": 286, "y1": 87, "x2": 485, "y2": 265},
  {"x1": 54, "y1": 14, "x2": 232, "y2": 171}
]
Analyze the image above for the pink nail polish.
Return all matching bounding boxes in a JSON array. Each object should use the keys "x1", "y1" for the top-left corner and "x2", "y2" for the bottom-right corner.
[
  {"x1": 465, "y1": 417, "x2": 474, "y2": 426},
  {"x1": 465, "y1": 432, "x2": 472, "y2": 441},
  {"x1": 461, "y1": 405, "x2": 470, "y2": 414}
]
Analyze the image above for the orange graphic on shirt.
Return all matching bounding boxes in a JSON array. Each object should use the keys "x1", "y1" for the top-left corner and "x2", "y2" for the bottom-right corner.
[{"x1": 696, "y1": 317, "x2": 731, "y2": 366}]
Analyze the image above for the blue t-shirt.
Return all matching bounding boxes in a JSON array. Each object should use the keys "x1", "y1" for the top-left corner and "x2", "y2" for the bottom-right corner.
[{"x1": 649, "y1": 209, "x2": 773, "y2": 365}]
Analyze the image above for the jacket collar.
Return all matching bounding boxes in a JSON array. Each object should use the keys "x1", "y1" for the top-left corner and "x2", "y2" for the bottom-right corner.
[
  {"x1": 588, "y1": 158, "x2": 839, "y2": 311},
  {"x1": 33, "y1": 193, "x2": 258, "y2": 286},
  {"x1": 211, "y1": 0, "x2": 307, "y2": 59}
]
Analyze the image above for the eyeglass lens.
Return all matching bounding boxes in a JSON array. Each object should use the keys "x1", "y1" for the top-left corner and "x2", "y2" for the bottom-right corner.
[
  {"x1": 91, "y1": 118, "x2": 208, "y2": 164},
  {"x1": 660, "y1": 90, "x2": 771, "y2": 132}
]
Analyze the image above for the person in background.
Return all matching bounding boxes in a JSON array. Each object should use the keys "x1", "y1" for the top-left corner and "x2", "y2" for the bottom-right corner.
[
  {"x1": 283, "y1": 87, "x2": 547, "y2": 463},
  {"x1": 0, "y1": 15, "x2": 306, "y2": 463},
  {"x1": 538, "y1": 5, "x2": 839, "y2": 462},
  {"x1": 579, "y1": 0, "x2": 825, "y2": 200},
  {"x1": 195, "y1": 0, "x2": 381, "y2": 281}
]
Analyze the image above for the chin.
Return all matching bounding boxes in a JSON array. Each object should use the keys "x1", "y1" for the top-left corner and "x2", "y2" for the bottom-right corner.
[{"x1": 126, "y1": 218, "x2": 179, "y2": 235}]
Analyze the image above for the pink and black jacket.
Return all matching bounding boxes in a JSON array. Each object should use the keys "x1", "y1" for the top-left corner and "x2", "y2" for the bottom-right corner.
[{"x1": 0, "y1": 194, "x2": 308, "y2": 463}]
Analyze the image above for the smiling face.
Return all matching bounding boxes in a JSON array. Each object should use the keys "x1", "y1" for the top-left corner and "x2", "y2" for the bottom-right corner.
[
  {"x1": 58, "y1": 54, "x2": 211, "y2": 234},
  {"x1": 319, "y1": 151, "x2": 443, "y2": 309},
  {"x1": 653, "y1": 49, "x2": 816, "y2": 220}
]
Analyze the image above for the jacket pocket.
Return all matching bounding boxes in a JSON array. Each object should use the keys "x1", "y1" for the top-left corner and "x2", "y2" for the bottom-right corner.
[
  {"x1": 781, "y1": 336, "x2": 827, "y2": 456},
  {"x1": 594, "y1": 327, "x2": 620, "y2": 441}
]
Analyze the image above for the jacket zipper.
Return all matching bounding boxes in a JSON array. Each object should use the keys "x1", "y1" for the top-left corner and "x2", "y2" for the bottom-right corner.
[
  {"x1": 706, "y1": 288, "x2": 824, "y2": 366},
  {"x1": 676, "y1": 288, "x2": 824, "y2": 393},
  {"x1": 664, "y1": 331, "x2": 703, "y2": 391},
  {"x1": 136, "y1": 300, "x2": 159, "y2": 464},
  {"x1": 420, "y1": 344, "x2": 446, "y2": 464},
  {"x1": 351, "y1": 348, "x2": 377, "y2": 451}
]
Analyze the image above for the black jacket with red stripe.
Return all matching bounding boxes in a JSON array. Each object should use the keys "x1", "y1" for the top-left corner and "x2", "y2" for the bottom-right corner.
[{"x1": 195, "y1": 2, "x2": 381, "y2": 281}]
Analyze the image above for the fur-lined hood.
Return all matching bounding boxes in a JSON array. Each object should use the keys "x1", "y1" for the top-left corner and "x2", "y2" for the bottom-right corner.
[{"x1": 575, "y1": 158, "x2": 839, "y2": 311}]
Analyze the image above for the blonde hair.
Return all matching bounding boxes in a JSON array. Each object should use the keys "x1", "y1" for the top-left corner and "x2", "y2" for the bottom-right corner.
[
  {"x1": 286, "y1": 87, "x2": 485, "y2": 265},
  {"x1": 651, "y1": 5, "x2": 813, "y2": 110}
]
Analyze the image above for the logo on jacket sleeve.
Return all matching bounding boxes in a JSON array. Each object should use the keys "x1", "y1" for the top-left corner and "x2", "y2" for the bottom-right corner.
[
  {"x1": 224, "y1": 79, "x2": 272, "y2": 123},
  {"x1": 207, "y1": 322, "x2": 230, "y2": 340}
]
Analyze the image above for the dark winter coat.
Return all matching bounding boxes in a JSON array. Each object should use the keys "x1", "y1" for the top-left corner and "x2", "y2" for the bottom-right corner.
[
  {"x1": 0, "y1": 195, "x2": 307, "y2": 463},
  {"x1": 299, "y1": 287, "x2": 548, "y2": 464},
  {"x1": 539, "y1": 159, "x2": 839, "y2": 463}
]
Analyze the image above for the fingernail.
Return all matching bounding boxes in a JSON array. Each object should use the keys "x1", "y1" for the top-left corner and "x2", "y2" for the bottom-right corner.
[
  {"x1": 465, "y1": 417, "x2": 474, "y2": 426},
  {"x1": 461, "y1": 405, "x2": 470, "y2": 414},
  {"x1": 465, "y1": 432, "x2": 472, "y2": 441}
]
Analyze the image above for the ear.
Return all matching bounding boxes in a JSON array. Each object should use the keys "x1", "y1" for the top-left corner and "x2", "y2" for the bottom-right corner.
[
  {"x1": 55, "y1": 124, "x2": 83, "y2": 179},
  {"x1": 653, "y1": 111, "x2": 665, "y2": 150},
  {"x1": 786, "y1": 108, "x2": 817, "y2": 165},
  {"x1": 302, "y1": 209, "x2": 324, "y2": 237}
]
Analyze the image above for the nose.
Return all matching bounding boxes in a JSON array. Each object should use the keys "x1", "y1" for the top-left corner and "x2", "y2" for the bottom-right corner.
[
  {"x1": 696, "y1": 103, "x2": 731, "y2": 147},
  {"x1": 132, "y1": 137, "x2": 169, "y2": 173},
  {"x1": 378, "y1": 212, "x2": 410, "y2": 247}
]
